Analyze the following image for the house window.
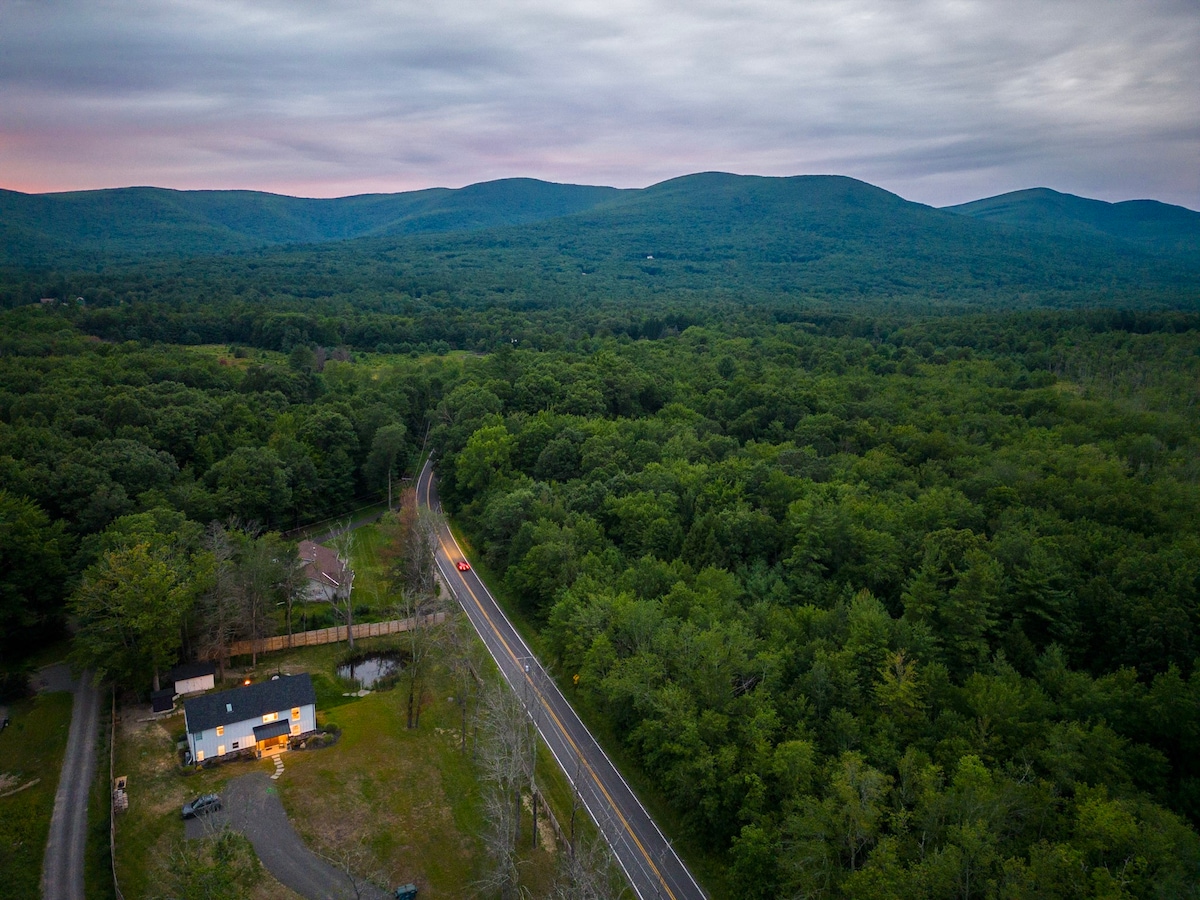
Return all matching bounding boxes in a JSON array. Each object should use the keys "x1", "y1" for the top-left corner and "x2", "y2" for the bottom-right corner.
[
  {"x1": 196, "y1": 749, "x2": 204, "y2": 762},
  {"x1": 232, "y1": 741, "x2": 239, "y2": 750},
  {"x1": 216, "y1": 726, "x2": 224, "y2": 737},
  {"x1": 217, "y1": 744, "x2": 225, "y2": 756},
  {"x1": 291, "y1": 724, "x2": 301, "y2": 736},
  {"x1": 291, "y1": 707, "x2": 301, "y2": 720},
  {"x1": 262, "y1": 712, "x2": 279, "y2": 723}
]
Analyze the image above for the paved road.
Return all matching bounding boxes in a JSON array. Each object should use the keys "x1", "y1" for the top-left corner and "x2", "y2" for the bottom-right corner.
[
  {"x1": 40, "y1": 667, "x2": 100, "y2": 900},
  {"x1": 187, "y1": 772, "x2": 389, "y2": 900},
  {"x1": 417, "y1": 459, "x2": 707, "y2": 900}
]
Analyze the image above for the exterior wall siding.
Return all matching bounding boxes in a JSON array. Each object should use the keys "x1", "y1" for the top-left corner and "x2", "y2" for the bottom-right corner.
[
  {"x1": 175, "y1": 674, "x2": 215, "y2": 695},
  {"x1": 187, "y1": 703, "x2": 316, "y2": 761}
]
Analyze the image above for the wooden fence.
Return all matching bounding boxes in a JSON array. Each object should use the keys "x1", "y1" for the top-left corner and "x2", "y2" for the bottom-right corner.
[{"x1": 228, "y1": 613, "x2": 445, "y2": 657}]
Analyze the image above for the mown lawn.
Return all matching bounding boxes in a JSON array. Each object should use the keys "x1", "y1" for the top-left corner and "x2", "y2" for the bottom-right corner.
[
  {"x1": 0, "y1": 691, "x2": 73, "y2": 900},
  {"x1": 112, "y1": 708, "x2": 304, "y2": 900},
  {"x1": 115, "y1": 636, "x2": 560, "y2": 898}
]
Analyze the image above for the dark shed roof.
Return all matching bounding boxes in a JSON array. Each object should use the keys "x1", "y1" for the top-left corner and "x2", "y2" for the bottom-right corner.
[
  {"x1": 184, "y1": 674, "x2": 316, "y2": 734},
  {"x1": 168, "y1": 661, "x2": 217, "y2": 684}
]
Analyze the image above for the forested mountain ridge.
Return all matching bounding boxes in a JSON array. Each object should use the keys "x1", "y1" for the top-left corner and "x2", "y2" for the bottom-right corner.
[
  {"x1": 0, "y1": 178, "x2": 624, "y2": 264},
  {"x1": 946, "y1": 187, "x2": 1200, "y2": 260},
  {"x1": 5, "y1": 173, "x2": 1198, "y2": 310}
]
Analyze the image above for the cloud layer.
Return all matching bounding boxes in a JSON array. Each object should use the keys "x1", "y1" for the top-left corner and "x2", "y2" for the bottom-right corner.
[{"x1": 2, "y1": 0, "x2": 1197, "y2": 206}]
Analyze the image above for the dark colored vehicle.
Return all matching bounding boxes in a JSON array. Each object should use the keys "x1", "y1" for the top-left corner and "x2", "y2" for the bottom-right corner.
[
  {"x1": 456, "y1": 561, "x2": 470, "y2": 571},
  {"x1": 181, "y1": 794, "x2": 222, "y2": 819},
  {"x1": 395, "y1": 885, "x2": 418, "y2": 900}
]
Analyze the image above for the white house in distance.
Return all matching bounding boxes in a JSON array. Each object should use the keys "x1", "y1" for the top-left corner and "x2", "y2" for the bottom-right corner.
[
  {"x1": 183, "y1": 673, "x2": 317, "y2": 763},
  {"x1": 298, "y1": 540, "x2": 351, "y2": 603}
]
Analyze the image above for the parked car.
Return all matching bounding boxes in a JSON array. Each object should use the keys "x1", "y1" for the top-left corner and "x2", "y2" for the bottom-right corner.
[
  {"x1": 181, "y1": 794, "x2": 222, "y2": 819},
  {"x1": 456, "y1": 560, "x2": 470, "y2": 571}
]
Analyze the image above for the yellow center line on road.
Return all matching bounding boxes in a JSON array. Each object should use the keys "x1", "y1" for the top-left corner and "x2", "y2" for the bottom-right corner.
[{"x1": 433, "y1": 524, "x2": 678, "y2": 900}]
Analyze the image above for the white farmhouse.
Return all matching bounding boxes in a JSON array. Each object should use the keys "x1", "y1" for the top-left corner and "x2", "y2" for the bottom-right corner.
[{"x1": 184, "y1": 673, "x2": 317, "y2": 763}]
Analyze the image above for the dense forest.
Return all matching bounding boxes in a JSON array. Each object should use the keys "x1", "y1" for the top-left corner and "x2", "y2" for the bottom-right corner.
[{"x1": 2, "y1": 174, "x2": 1200, "y2": 897}]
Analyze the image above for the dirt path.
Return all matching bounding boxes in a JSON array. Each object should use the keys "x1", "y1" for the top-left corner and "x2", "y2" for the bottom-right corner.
[
  {"x1": 187, "y1": 772, "x2": 388, "y2": 900},
  {"x1": 40, "y1": 666, "x2": 100, "y2": 900}
]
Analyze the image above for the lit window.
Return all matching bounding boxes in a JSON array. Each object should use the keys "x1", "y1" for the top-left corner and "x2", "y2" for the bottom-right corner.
[
  {"x1": 216, "y1": 726, "x2": 224, "y2": 737},
  {"x1": 291, "y1": 707, "x2": 301, "y2": 720},
  {"x1": 196, "y1": 750, "x2": 205, "y2": 762},
  {"x1": 262, "y1": 712, "x2": 279, "y2": 723},
  {"x1": 291, "y1": 724, "x2": 301, "y2": 735}
]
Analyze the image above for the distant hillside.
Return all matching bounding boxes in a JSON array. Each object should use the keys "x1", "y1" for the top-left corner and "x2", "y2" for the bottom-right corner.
[
  {"x1": 337, "y1": 172, "x2": 1200, "y2": 306},
  {"x1": 4, "y1": 173, "x2": 1198, "y2": 309},
  {"x1": 945, "y1": 188, "x2": 1200, "y2": 260},
  {"x1": 0, "y1": 179, "x2": 623, "y2": 265}
]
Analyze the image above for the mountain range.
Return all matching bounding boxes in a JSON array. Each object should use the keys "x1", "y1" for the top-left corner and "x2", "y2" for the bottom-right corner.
[{"x1": 3, "y1": 174, "x2": 1197, "y2": 307}]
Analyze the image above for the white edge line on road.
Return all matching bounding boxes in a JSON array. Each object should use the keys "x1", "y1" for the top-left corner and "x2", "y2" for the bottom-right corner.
[
  {"x1": 422, "y1": 459, "x2": 707, "y2": 899},
  {"x1": 435, "y1": 554, "x2": 651, "y2": 900}
]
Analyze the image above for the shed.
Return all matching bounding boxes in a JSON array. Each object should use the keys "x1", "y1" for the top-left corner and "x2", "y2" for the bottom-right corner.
[{"x1": 167, "y1": 661, "x2": 217, "y2": 695}]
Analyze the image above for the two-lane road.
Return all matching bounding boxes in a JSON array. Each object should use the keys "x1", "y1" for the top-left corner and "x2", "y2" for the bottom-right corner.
[{"x1": 417, "y1": 460, "x2": 706, "y2": 900}]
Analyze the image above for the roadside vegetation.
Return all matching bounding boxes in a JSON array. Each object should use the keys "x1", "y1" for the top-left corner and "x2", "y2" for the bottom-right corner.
[{"x1": 0, "y1": 691, "x2": 73, "y2": 900}]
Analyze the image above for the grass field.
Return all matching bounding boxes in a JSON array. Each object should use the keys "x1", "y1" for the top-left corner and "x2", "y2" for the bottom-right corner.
[
  {"x1": 0, "y1": 691, "x2": 73, "y2": 900},
  {"x1": 114, "y1": 632, "x2": 560, "y2": 898},
  {"x1": 112, "y1": 704, "x2": 305, "y2": 900}
]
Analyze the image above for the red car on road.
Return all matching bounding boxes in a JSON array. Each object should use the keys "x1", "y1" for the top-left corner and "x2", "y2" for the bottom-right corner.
[{"x1": 456, "y1": 560, "x2": 471, "y2": 572}]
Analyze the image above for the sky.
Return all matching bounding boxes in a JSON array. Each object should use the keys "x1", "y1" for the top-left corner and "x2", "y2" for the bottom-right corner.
[{"x1": 2, "y1": 0, "x2": 1198, "y2": 208}]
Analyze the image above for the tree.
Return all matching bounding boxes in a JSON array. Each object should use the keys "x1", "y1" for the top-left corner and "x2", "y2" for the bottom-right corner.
[
  {"x1": 477, "y1": 681, "x2": 536, "y2": 899},
  {"x1": 327, "y1": 523, "x2": 359, "y2": 651},
  {"x1": 206, "y1": 446, "x2": 292, "y2": 528},
  {"x1": 363, "y1": 423, "x2": 408, "y2": 509},
  {"x1": 71, "y1": 541, "x2": 193, "y2": 689},
  {"x1": 193, "y1": 523, "x2": 241, "y2": 680},
  {"x1": 0, "y1": 491, "x2": 70, "y2": 670},
  {"x1": 236, "y1": 530, "x2": 302, "y2": 666}
]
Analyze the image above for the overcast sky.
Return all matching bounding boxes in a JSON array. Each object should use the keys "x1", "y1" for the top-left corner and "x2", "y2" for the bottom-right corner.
[{"x1": 2, "y1": 0, "x2": 1197, "y2": 208}]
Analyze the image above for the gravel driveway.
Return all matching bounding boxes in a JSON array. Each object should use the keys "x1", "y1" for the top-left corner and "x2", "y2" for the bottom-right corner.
[
  {"x1": 186, "y1": 772, "x2": 389, "y2": 900},
  {"x1": 40, "y1": 665, "x2": 100, "y2": 900}
]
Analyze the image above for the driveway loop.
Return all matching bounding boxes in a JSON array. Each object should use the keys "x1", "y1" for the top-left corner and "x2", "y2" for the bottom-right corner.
[{"x1": 187, "y1": 772, "x2": 388, "y2": 900}]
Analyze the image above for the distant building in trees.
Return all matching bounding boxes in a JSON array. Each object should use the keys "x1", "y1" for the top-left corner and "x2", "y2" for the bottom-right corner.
[{"x1": 298, "y1": 540, "x2": 350, "y2": 603}]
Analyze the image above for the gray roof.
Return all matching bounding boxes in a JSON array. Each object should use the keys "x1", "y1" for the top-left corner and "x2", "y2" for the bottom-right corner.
[
  {"x1": 168, "y1": 661, "x2": 217, "y2": 684},
  {"x1": 184, "y1": 674, "x2": 316, "y2": 734}
]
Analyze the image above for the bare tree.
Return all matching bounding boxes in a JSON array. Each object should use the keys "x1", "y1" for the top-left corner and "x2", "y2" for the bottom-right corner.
[
  {"x1": 391, "y1": 588, "x2": 443, "y2": 729},
  {"x1": 551, "y1": 831, "x2": 630, "y2": 900},
  {"x1": 317, "y1": 821, "x2": 390, "y2": 900},
  {"x1": 327, "y1": 521, "x2": 359, "y2": 651},
  {"x1": 382, "y1": 502, "x2": 446, "y2": 729},
  {"x1": 441, "y1": 608, "x2": 488, "y2": 752},
  {"x1": 379, "y1": 489, "x2": 438, "y2": 598},
  {"x1": 476, "y1": 681, "x2": 535, "y2": 900}
]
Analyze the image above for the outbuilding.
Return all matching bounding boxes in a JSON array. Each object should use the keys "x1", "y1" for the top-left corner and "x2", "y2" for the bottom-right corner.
[
  {"x1": 184, "y1": 674, "x2": 317, "y2": 763},
  {"x1": 168, "y1": 661, "x2": 217, "y2": 696}
]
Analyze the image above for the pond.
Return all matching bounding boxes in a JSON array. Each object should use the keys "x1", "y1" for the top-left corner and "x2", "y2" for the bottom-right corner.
[{"x1": 336, "y1": 653, "x2": 404, "y2": 688}]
